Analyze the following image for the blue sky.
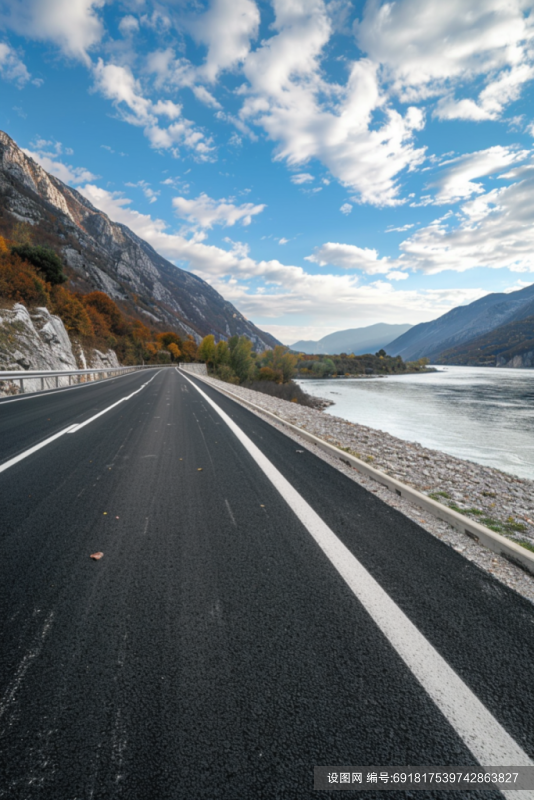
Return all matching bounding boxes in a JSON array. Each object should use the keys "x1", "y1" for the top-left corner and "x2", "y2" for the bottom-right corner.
[{"x1": 1, "y1": 0, "x2": 534, "y2": 344}]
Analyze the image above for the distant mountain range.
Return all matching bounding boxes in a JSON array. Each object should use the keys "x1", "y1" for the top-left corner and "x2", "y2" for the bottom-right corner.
[
  {"x1": 289, "y1": 323, "x2": 413, "y2": 355},
  {"x1": 0, "y1": 130, "x2": 278, "y2": 350},
  {"x1": 436, "y1": 315, "x2": 534, "y2": 368},
  {"x1": 386, "y1": 283, "x2": 534, "y2": 365}
]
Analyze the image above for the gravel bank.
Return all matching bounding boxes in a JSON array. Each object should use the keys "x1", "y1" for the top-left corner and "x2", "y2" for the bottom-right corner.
[{"x1": 196, "y1": 374, "x2": 534, "y2": 605}]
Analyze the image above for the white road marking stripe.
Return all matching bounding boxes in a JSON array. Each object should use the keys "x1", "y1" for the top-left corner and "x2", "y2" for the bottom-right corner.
[
  {"x1": 181, "y1": 371, "x2": 534, "y2": 791},
  {"x1": 0, "y1": 372, "x2": 159, "y2": 474},
  {"x1": 0, "y1": 368, "x2": 157, "y2": 405}
]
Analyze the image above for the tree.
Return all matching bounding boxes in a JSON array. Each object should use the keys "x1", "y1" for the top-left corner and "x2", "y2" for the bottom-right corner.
[
  {"x1": 229, "y1": 335, "x2": 255, "y2": 382},
  {"x1": 83, "y1": 291, "x2": 126, "y2": 335},
  {"x1": 182, "y1": 335, "x2": 198, "y2": 362},
  {"x1": 157, "y1": 331, "x2": 182, "y2": 349},
  {"x1": 167, "y1": 342, "x2": 181, "y2": 361},
  {"x1": 375, "y1": 349, "x2": 387, "y2": 357},
  {"x1": 197, "y1": 334, "x2": 216, "y2": 366},
  {"x1": 10, "y1": 244, "x2": 67, "y2": 285},
  {"x1": 261, "y1": 345, "x2": 297, "y2": 383}
]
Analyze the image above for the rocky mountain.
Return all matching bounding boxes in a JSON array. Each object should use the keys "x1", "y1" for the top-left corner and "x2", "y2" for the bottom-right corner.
[
  {"x1": 290, "y1": 323, "x2": 412, "y2": 355},
  {"x1": 0, "y1": 130, "x2": 278, "y2": 350},
  {"x1": 436, "y1": 315, "x2": 534, "y2": 368},
  {"x1": 0, "y1": 302, "x2": 119, "y2": 371},
  {"x1": 386, "y1": 283, "x2": 534, "y2": 362}
]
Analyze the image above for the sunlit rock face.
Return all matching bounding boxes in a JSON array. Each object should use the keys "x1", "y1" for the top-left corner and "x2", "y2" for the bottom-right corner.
[
  {"x1": 0, "y1": 303, "x2": 119, "y2": 374},
  {"x1": 0, "y1": 130, "x2": 278, "y2": 350}
]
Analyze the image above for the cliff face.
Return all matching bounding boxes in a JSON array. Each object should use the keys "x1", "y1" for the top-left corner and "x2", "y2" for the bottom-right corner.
[
  {"x1": 0, "y1": 303, "x2": 119, "y2": 373},
  {"x1": 0, "y1": 130, "x2": 278, "y2": 350}
]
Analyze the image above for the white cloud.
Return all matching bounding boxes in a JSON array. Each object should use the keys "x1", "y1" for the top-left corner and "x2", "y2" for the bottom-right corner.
[
  {"x1": 291, "y1": 173, "x2": 314, "y2": 184},
  {"x1": 0, "y1": 41, "x2": 32, "y2": 86},
  {"x1": 278, "y1": 237, "x2": 289, "y2": 244},
  {"x1": 340, "y1": 202, "x2": 352, "y2": 214},
  {"x1": 430, "y1": 145, "x2": 530, "y2": 204},
  {"x1": 399, "y1": 166, "x2": 534, "y2": 273},
  {"x1": 355, "y1": 0, "x2": 534, "y2": 118},
  {"x1": 386, "y1": 270, "x2": 409, "y2": 280},
  {"x1": 119, "y1": 15, "x2": 139, "y2": 37},
  {"x1": 0, "y1": 0, "x2": 105, "y2": 64},
  {"x1": 386, "y1": 223, "x2": 414, "y2": 232},
  {"x1": 79, "y1": 183, "x2": 488, "y2": 333},
  {"x1": 239, "y1": 1, "x2": 425, "y2": 206},
  {"x1": 172, "y1": 192, "x2": 266, "y2": 229},
  {"x1": 92, "y1": 59, "x2": 214, "y2": 160},
  {"x1": 188, "y1": 0, "x2": 260, "y2": 84},
  {"x1": 23, "y1": 148, "x2": 98, "y2": 184},
  {"x1": 306, "y1": 241, "x2": 391, "y2": 273},
  {"x1": 125, "y1": 180, "x2": 160, "y2": 204}
]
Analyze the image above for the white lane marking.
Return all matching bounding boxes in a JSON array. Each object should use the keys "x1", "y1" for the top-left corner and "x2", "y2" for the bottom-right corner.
[
  {"x1": 0, "y1": 372, "x2": 159, "y2": 474},
  {"x1": 0, "y1": 368, "x2": 159, "y2": 405},
  {"x1": 67, "y1": 372, "x2": 158, "y2": 433},
  {"x1": 180, "y1": 371, "x2": 534, "y2": 788}
]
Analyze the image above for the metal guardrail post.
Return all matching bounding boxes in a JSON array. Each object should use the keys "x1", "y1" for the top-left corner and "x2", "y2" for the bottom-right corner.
[{"x1": 20, "y1": 378, "x2": 24, "y2": 394}]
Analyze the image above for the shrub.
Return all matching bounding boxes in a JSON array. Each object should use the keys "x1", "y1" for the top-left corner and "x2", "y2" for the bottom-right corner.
[
  {"x1": 51, "y1": 286, "x2": 94, "y2": 337},
  {"x1": 10, "y1": 244, "x2": 67, "y2": 285},
  {"x1": 0, "y1": 252, "x2": 50, "y2": 306}
]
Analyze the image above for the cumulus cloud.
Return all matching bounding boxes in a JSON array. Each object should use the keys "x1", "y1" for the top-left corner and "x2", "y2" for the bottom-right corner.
[
  {"x1": 0, "y1": 41, "x2": 32, "y2": 86},
  {"x1": 92, "y1": 59, "x2": 214, "y2": 160},
  {"x1": 118, "y1": 15, "x2": 139, "y2": 37},
  {"x1": 355, "y1": 0, "x2": 534, "y2": 118},
  {"x1": 340, "y1": 202, "x2": 352, "y2": 214},
  {"x1": 188, "y1": 0, "x2": 260, "y2": 84},
  {"x1": 239, "y1": 1, "x2": 425, "y2": 206},
  {"x1": 0, "y1": 0, "x2": 105, "y2": 64},
  {"x1": 172, "y1": 192, "x2": 266, "y2": 229},
  {"x1": 24, "y1": 148, "x2": 98, "y2": 184},
  {"x1": 306, "y1": 241, "x2": 391, "y2": 273},
  {"x1": 79, "y1": 183, "x2": 487, "y2": 333},
  {"x1": 430, "y1": 145, "x2": 530, "y2": 204},
  {"x1": 399, "y1": 166, "x2": 534, "y2": 273}
]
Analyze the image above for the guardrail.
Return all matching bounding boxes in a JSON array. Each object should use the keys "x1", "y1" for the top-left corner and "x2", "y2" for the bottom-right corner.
[
  {"x1": 0, "y1": 365, "x2": 160, "y2": 396},
  {"x1": 186, "y1": 371, "x2": 534, "y2": 577}
]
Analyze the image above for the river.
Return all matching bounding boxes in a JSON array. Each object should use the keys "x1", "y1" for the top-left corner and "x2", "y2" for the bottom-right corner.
[{"x1": 297, "y1": 366, "x2": 534, "y2": 480}]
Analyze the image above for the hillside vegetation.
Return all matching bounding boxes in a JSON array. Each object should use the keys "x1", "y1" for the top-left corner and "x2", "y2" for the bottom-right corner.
[
  {"x1": 0, "y1": 228, "x2": 198, "y2": 365},
  {"x1": 436, "y1": 316, "x2": 534, "y2": 367}
]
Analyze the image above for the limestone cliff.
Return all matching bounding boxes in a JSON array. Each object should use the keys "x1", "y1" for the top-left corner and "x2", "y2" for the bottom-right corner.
[{"x1": 0, "y1": 303, "x2": 119, "y2": 372}]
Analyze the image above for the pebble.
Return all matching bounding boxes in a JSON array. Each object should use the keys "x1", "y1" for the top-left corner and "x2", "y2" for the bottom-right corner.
[{"x1": 201, "y1": 375, "x2": 534, "y2": 606}]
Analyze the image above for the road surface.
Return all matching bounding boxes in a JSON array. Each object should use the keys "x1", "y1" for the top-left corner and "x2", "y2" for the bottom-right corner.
[{"x1": 0, "y1": 368, "x2": 533, "y2": 799}]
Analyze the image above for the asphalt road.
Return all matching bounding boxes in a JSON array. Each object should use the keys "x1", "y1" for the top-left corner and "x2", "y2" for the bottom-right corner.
[{"x1": 1, "y1": 368, "x2": 533, "y2": 799}]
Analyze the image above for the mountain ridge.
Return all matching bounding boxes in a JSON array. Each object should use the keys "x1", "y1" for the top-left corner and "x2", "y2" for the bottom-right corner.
[
  {"x1": 0, "y1": 130, "x2": 278, "y2": 350},
  {"x1": 290, "y1": 323, "x2": 413, "y2": 355},
  {"x1": 386, "y1": 283, "x2": 534, "y2": 362}
]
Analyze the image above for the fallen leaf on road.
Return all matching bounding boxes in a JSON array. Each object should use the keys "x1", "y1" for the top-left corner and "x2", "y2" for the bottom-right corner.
[
  {"x1": 197, "y1": 468, "x2": 203, "y2": 471},
  {"x1": 103, "y1": 512, "x2": 108, "y2": 515},
  {"x1": 115, "y1": 516, "x2": 120, "y2": 519},
  {"x1": 90, "y1": 552, "x2": 104, "y2": 560}
]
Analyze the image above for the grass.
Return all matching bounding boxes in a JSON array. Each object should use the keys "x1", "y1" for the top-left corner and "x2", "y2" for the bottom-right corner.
[
  {"x1": 427, "y1": 493, "x2": 530, "y2": 537},
  {"x1": 518, "y1": 540, "x2": 534, "y2": 553}
]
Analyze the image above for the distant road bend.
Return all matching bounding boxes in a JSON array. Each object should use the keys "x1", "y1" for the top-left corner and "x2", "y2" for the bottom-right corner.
[{"x1": 0, "y1": 368, "x2": 533, "y2": 799}]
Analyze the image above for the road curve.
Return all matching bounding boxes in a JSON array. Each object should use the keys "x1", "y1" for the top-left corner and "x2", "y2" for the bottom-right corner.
[{"x1": 0, "y1": 368, "x2": 533, "y2": 799}]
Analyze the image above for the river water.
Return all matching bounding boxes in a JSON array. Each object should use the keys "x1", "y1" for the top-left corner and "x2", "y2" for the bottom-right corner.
[{"x1": 297, "y1": 366, "x2": 534, "y2": 480}]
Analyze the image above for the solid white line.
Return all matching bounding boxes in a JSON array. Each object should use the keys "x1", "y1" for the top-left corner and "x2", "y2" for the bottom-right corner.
[
  {"x1": 0, "y1": 371, "x2": 160, "y2": 474},
  {"x1": 180, "y1": 371, "x2": 534, "y2": 791}
]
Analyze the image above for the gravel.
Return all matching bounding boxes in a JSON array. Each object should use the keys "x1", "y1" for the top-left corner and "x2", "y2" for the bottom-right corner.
[{"x1": 196, "y1": 374, "x2": 534, "y2": 606}]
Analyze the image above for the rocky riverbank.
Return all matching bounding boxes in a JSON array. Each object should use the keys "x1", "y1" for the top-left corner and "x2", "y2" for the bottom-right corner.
[{"x1": 195, "y1": 374, "x2": 534, "y2": 604}]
